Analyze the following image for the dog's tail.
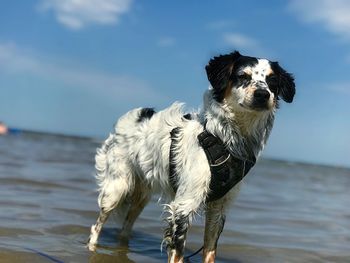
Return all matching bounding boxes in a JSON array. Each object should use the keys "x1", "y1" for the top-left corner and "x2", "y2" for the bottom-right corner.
[
  {"x1": 95, "y1": 133, "x2": 115, "y2": 191},
  {"x1": 94, "y1": 109, "x2": 145, "y2": 210},
  {"x1": 94, "y1": 107, "x2": 143, "y2": 187},
  {"x1": 94, "y1": 132, "x2": 134, "y2": 211}
]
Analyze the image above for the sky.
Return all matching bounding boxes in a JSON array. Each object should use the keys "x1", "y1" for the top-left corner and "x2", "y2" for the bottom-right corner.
[{"x1": 0, "y1": 0, "x2": 349, "y2": 167}]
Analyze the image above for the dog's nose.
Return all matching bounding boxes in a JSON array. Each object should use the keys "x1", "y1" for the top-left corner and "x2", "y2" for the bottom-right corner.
[{"x1": 254, "y1": 89, "x2": 270, "y2": 101}]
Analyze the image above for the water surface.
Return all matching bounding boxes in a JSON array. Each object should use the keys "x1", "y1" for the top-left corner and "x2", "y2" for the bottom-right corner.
[{"x1": 0, "y1": 132, "x2": 349, "y2": 262}]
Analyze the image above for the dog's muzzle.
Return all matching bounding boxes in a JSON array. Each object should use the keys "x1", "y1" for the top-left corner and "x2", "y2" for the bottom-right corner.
[{"x1": 252, "y1": 84, "x2": 270, "y2": 109}]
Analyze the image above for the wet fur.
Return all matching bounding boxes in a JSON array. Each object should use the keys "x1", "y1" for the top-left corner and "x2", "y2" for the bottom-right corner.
[{"x1": 87, "y1": 51, "x2": 295, "y2": 263}]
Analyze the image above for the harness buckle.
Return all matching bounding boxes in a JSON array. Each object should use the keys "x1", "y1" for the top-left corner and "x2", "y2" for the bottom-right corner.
[{"x1": 210, "y1": 154, "x2": 230, "y2": 167}]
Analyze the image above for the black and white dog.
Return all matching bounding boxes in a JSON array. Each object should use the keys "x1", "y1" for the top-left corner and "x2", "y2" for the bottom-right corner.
[{"x1": 87, "y1": 51, "x2": 295, "y2": 263}]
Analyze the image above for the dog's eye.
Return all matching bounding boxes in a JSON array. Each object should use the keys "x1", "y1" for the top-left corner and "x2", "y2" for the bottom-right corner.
[
  {"x1": 266, "y1": 75, "x2": 279, "y2": 91},
  {"x1": 237, "y1": 73, "x2": 251, "y2": 80},
  {"x1": 266, "y1": 74, "x2": 278, "y2": 84},
  {"x1": 267, "y1": 74, "x2": 278, "y2": 82}
]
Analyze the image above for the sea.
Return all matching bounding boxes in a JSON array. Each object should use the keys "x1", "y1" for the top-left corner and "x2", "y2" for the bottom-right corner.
[{"x1": 0, "y1": 131, "x2": 349, "y2": 263}]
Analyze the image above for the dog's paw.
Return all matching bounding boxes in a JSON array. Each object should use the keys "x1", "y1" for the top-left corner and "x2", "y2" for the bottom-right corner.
[
  {"x1": 86, "y1": 236, "x2": 96, "y2": 252},
  {"x1": 87, "y1": 225, "x2": 98, "y2": 251},
  {"x1": 86, "y1": 240, "x2": 97, "y2": 252}
]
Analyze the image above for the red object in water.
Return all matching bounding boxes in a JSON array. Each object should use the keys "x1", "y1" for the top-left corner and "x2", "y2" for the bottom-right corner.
[{"x1": 0, "y1": 122, "x2": 8, "y2": 135}]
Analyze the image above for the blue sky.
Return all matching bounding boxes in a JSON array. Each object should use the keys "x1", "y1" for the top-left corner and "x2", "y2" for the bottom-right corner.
[{"x1": 0, "y1": 0, "x2": 349, "y2": 167}]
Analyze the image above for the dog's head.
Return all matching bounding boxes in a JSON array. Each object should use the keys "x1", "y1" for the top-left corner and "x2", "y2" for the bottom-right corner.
[{"x1": 205, "y1": 51, "x2": 295, "y2": 112}]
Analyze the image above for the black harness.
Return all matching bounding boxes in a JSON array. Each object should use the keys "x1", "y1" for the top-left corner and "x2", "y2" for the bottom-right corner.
[{"x1": 169, "y1": 123, "x2": 256, "y2": 202}]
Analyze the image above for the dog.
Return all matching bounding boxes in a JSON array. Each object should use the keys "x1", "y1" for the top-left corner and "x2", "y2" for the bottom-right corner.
[{"x1": 87, "y1": 51, "x2": 295, "y2": 263}]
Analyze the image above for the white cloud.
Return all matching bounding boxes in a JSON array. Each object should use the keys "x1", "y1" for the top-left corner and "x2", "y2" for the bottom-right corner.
[
  {"x1": 288, "y1": 0, "x2": 350, "y2": 40},
  {"x1": 223, "y1": 33, "x2": 259, "y2": 49},
  {"x1": 157, "y1": 37, "x2": 176, "y2": 47},
  {"x1": 38, "y1": 0, "x2": 132, "y2": 30},
  {"x1": 0, "y1": 42, "x2": 165, "y2": 102}
]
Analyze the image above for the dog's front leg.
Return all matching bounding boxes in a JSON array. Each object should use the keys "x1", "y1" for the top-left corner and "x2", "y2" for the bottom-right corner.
[
  {"x1": 203, "y1": 199, "x2": 226, "y2": 263},
  {"x1": 163, "y1": 197, "x2": 202, "y2": 263},
  {"x1": 165, "y1": 210, "x2": 189, "y2": 263},
  {"x1": 203, "y1": 184, "x2": 241, "y2": 263}
]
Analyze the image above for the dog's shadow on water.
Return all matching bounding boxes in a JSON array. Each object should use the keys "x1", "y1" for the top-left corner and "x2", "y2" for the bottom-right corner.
[{"x1": 88, "y1": 228, "x2": 241, "y2": 263}]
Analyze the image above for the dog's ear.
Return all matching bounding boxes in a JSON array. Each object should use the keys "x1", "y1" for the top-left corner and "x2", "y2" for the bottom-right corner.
[
  {"x1": 270, "y1": 62, "x2": 295, "y2": 103},
  {"x1": 205, "y1": 51, "x2": 241, "y2": 102}
]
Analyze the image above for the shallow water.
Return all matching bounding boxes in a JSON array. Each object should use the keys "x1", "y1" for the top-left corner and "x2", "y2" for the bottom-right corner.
[{"x1": 0, "y1": 132, "x2": 349, "y2": 263}]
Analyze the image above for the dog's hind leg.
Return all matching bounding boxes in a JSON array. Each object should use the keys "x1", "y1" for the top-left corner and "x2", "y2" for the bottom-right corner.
[
  {"x1": 87, "y1": 160, "x2": 134, "y2": 251},
  {"x1": 87, "y1": 208, "x2": 112, "y2": 251},
  {"x1": 119, "y1": 178, "x2": 151, "y2": 245}
]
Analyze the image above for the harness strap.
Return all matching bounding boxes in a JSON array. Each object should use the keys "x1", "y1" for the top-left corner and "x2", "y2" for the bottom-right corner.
[
  {"x1": 169, "y1": 127, "x2": 181, "y2": 193},
  {"x1": 169, "y1": 125, "x2": 256, "y2": 202},
  {"x1": 197, "y1": 130, "x2": 255, "y2": 202}
]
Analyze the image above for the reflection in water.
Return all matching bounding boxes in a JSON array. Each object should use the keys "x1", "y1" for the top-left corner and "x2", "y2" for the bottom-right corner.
[
  {"x1": 89, "y1": 246, "x2": 135, "y2": 263},
  {"x1": 0, "y1": 132, "x2": 349, "y2": 263}
]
